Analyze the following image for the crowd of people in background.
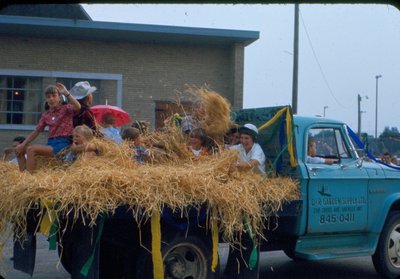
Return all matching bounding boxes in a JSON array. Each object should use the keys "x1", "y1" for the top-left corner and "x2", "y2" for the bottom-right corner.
[
  {"x1": 378, "y1": 151, "x2": 399, "y2": 166},
  {"x1": 1, "y1": 80, "x2": 268, "y2": 175}
]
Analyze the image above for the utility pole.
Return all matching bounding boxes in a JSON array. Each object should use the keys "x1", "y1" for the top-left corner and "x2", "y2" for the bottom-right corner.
[
  {"x1": 357, "y1": 94, "x2": 368, "y2": 138},
  {"x1": 375, "y1": 75, "x2": 382, "y2": 139},
  {"x1": 291, "y1": 3, "x2": 299, "y2": 114},
  {"x1": 357, "y1": 94, "x2": 362, "y2": 137},
  {"x1": 323, "y1": 106, "x2": 328, "y2": 117}
]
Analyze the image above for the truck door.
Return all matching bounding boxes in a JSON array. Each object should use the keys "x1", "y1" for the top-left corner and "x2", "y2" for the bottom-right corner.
[{"x1": 306, "y1": 126, "x2": 369, "y2": 234}]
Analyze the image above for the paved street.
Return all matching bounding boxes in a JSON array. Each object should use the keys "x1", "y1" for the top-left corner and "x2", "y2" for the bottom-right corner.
[
  {"x1": 1, "y1": 238, "x2": 381, "y2": 279},
  {"x1": 219, "y1": 245, "x2": 381, "y2": 279},
  {"x1": 258, "y1": 251, "x2": 380, "y2": 278},
  {"x1": 2, "y1": 234, "x2": 69, "y2": 279}
]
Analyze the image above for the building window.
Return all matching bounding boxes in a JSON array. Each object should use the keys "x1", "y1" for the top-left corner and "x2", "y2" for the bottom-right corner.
[
  {"x1": 155, "y1": 101, "x2": 192, "y2": 129},
  {"x1": 56, "y1": 78, "x2": 101, "y2": 104},
  {"x1": 0, "y1": 76, "x2": 42, "y2": 125}
]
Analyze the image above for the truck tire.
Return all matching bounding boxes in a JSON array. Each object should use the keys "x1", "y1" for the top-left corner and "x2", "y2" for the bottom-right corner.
[
  {"x1": 136, "y1": 233, "x2": 219, "y2": 279},
  {"x1": 372, "y1": 211, "x2": 400, "y2": 279}
]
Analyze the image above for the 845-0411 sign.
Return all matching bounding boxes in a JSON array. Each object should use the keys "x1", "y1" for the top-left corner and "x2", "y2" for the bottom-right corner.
[
  {"x1": 308, "y1": 182, "x2": 368, "y2": 233},
  {"x1": 319, "y1": 212, "x2": 355, "y2": 224}
]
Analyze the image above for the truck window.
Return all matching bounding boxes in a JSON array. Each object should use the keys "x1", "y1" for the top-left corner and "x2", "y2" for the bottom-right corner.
[
  {"x1": 335, "y1": 129, "x2": 350, "y2": 159},
  {"x1": 308, "y1": 128, "x2": 350, "y2": 160}
]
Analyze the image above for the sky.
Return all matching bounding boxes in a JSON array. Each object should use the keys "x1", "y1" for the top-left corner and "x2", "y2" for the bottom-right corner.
[{"x1": 82, "y1": 4, "x2": 400, "y2": 137}]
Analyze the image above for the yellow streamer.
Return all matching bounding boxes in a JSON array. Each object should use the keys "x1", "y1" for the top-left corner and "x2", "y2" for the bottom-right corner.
[
  {"x1": 151, "y1": 210, "x2": 164, "y2": 279},
  {"x1": 258, "y1": 107, "x2": 287, "y2": 132},
  {"x1": 286, "y1": 108, "x2": 298, "y2": 167},
  {"x1": 211, "y1": 218, "x2": 219, "y2": 272},
  {"x1": 39, "y1": 199, "x2": 56, "y2": 236},
  {"x1": 258, "y1": 106, "x2": 297, "y2": 167}
]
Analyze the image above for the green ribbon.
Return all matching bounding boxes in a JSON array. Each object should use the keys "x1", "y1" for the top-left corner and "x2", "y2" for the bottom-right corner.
[
  {"x1": 48, "y1": 219, "x2": 58, "y2": 250},
  {"x1": 244, "y1": 220, "x2": 258, "y2": 270},
  {"x1": 80, "y1": 217, "x2": 105, "y2": 277}
]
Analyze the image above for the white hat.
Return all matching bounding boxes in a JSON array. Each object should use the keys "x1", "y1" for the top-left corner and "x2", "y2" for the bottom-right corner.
[
  {"x1": 70, "y1": 81, "x2": 97, "y2": 100},
  {"x1": 239, "y1": 123, "x2": 259, "y2": 139}
]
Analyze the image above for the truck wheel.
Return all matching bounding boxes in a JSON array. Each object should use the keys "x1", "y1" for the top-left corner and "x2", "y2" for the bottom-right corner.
[
  {"x1": 372, "y1": 211, "x2": 400, "y2": 279},
  {"x1": 136, "y1": 234, "x2": 219, "y2": 279}
]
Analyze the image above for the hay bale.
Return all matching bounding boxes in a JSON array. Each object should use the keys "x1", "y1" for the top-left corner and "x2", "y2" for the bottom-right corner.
[
  {"x1": 0, "y1": 89, "x2": 299, "y2": 257},
  {"x1": 0, "y1": 147, "x2": 299, "y2": 244}
]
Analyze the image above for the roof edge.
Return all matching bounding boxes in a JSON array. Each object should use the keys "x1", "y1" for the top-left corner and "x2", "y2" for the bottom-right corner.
[{"x1": 0, "y1": 14, "x2": 259, "y2": 45}]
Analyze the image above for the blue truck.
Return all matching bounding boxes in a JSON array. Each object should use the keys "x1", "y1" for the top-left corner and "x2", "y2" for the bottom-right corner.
[
  {"x1": 244, "y1": 106, "x2": 400, "y2": 279},
  {"x1": 13, "y1": 106, "x2": 400, "y2": 279}
]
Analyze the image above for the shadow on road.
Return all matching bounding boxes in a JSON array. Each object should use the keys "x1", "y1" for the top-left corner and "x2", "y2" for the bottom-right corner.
[{"x1": 260, "y1": 251, "x2": 380, "y2": 279}]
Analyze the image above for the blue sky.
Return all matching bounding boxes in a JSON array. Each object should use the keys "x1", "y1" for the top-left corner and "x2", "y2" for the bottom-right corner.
[{"x1": 82, "y1": 4, "x2": 400, "y2": 136}]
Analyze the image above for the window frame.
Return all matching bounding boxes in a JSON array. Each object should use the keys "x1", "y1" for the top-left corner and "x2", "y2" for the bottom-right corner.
[
  {"x1": 0, "y1": 76, "x2": 43, "y2": 126},
  {"x1": 0, "y1": 69, "x2": 123, "y2": 130},
  {"x1": 306, "y1": 125, "x2": 353, "y2": 163}
]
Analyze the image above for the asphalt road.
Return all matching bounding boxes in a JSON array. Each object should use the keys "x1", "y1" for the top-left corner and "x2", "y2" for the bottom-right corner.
[
  {"x1": 1, "y1": 234, "x2": 69, "y2": 279},
  {"x1": 1, "y1": 238, "x2": 381, "y2": 279},
  {"x1": 258, "y1": 251, "x2": 380, "y2": 279}
]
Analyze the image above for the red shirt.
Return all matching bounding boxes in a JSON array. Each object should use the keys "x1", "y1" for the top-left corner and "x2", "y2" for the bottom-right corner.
[{"x1": 36, "y1": 104, "x2": 75, "y2": 138}]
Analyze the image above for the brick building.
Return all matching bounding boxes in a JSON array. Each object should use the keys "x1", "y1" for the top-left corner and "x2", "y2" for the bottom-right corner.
[{"x1": 0, "y1": 4, "x2": 258, "y2": 150}]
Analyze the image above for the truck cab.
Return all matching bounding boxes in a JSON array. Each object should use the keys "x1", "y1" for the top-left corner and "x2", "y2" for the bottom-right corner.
[{"x1": 255, "y1": 111, "x2": 400, "y2": 279}]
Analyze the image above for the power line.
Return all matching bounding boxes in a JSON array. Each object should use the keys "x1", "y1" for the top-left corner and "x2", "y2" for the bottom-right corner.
[{"x1": 299, "y1": 8, "x2": 352, "y2": 109}]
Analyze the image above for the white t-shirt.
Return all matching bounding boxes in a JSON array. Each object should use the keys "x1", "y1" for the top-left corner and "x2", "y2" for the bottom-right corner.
[
  {"x1": 307, "y1": 156, "x2": 325, "y2": 164},
  {"x1": 191, "y1": 148, "x2": 202, "y2": 157},
  {"x1": 231, "y1": 143, "x2": 266, "y2": 175}
]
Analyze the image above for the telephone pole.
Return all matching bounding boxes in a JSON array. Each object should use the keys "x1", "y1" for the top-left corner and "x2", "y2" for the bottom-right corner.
[
  {"x1": 323, "y1": 106, "x2": 328, "y2": 117},
  {"x1": 358, "y1": 94, "x2": 368, "y2": 137},
  {"x1": 291, "y1": 3, "x2": 299, "y2": 114},
  {"x1": 357, "y1": 94, "x2": 362, "y2": 137},
  {"x1": 375, "y1": 75, "x2": 382, "y2": 138}
]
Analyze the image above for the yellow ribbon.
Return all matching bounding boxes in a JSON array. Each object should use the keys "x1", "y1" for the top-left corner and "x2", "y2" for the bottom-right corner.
[
  {"x1": 39, "y1": 199, "x2": 56, "y2": 236},
  {"x1": 211, "y1": 218, "x2": 219, "y2": 272},
  {"x1": 151, "y1": 210, "x2": 164, "y2": 279},
  {"x1": 258, "y1": 106, "x2": 297, "y2": 167},
  {"x1": 286, "y1": 108, "x2": 298, "y2": 167},
  {"x1": 258, "y1": 107, "x2": 287, "y2": 132}
]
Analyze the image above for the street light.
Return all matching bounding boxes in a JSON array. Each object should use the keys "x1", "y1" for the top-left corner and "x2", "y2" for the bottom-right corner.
[
  {"x1": 323, "y1": 106, "x2": 328, "y2": 117},
  {"x1": 357, "y1": 94, "x2": 368, "y2": 137},
  {"x1": 375, "y1": 75, "x2": 382, "y2": 138}
]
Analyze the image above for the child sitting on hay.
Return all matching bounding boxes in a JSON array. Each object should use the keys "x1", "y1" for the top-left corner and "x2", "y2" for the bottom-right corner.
[
  {"x1": 224, "y1": 123, "x2": 240, "y2": 149},
  {"x1": 187, "y1": 128, "x2": 210, "y2": 159},
  {"x1": 64, "y1": 125, "x2": 98, "y2": 164},
  {"x1": 100, "y1": 113, "x2": 123, "y2": 143},
  {"x1": 15, "y1": 83, "x2": 81, "y2": 173},
  {"x1": 131, "y1": 120, "x2": 149, "y2": 135},
  {"x1": 121, "y1": 127, "x2": 150, "y2": 164}
]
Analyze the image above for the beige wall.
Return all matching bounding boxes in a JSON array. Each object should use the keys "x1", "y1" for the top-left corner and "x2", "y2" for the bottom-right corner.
[{"x1": 0, "y1": 35, "x2": 245, "y2": 151}]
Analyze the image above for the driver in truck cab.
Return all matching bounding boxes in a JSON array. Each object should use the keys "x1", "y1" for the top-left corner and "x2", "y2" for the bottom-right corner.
[{"x1": 307, "y1": 138, "x2": 338, "y2": 165}]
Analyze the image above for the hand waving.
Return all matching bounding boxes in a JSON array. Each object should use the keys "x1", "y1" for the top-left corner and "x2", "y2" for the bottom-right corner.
[{"x1": 56, "y1": 83, "x2": 69, "y2": 96}]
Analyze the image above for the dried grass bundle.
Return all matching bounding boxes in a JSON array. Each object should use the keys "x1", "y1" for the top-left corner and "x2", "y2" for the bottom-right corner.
[
  {"x1": 0, "y1": 146, "x2": 299, "y2": 246},
  {"x1": 142, "y1": 125, "x2": 192, "y2": 164},
  {"x1": 197, "y1": 87, "x2": 231, "y2": 139}
]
